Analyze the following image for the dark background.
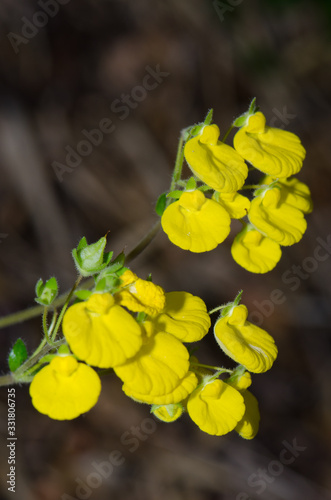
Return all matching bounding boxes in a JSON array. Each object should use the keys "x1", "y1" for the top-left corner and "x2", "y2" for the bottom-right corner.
[{"x1": 1, "y1": 0, "x2": 331, "y2": 499}]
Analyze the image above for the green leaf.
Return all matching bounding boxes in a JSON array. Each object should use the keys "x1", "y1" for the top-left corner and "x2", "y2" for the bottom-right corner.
[
  {"x1": 186, "y1": 177, "x2": 197, "y2": 191},
  {"x1": 8, "y1": 338, "x2": 28, "y2": 372},
  {"x1": 167, "y1": 190, "x2": 183, "y2": 199},
  {"x1": 155, "y1": 193, "x2": 167, "y2": 216},
  {"x1": 204, "y1": 108, "x2": 213, "y2": 125},
  {"x1": 74, "y1": 290, "x2": 92, "y2": 301}
]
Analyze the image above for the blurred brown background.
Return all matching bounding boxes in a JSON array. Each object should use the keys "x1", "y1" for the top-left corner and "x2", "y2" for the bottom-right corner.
[{"x1": 1, "y1": 0, "x2": 331, "y2": 499}]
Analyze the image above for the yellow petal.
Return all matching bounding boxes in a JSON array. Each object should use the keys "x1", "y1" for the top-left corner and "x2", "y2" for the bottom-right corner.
[
  {"x1": 231, "y1": 226, "x2": 282, "y2": 273},
  {"x1": 154, "y1": 292, "x2": 211, "y2": 342},
  {"x1": 262, "y1": 176, "x2": 313, "y2": 214},
  {"x1": 214, "y1": 305, "x2": 278, "y2": 373},
  {"x1": 123, "y1": 371, "x2": 198, "y2": 405},
  {"x1": 184, "y1": 125, "x2": 248, "y2": 192},
  {"x1": 152, "y1": 403, "x2": 184, "y2": 422},
  {"x1": 29, "y1": 356, "x2": 101, "y2": 420},
  {"x1": 116, "y1": 277, "x2": 165, "y2": 317},
  {"x1": 115, "y1": 332, "x2": 190, "y2": 397},
  {"x1": 233, "y1": 112, "x2": 306, "y2": 177},
  {"x1": 214, "y1": 191, "x2": 251, "y2": 219},
  {"x1": 227, "y1": 370, "x2": 252, "y2": 391},
  {"x1": 235, "y1": 390, "x2": 260, "y2": 440},
  {"x1": 248, "y1": 188, "x2": 307, "y2": 246},
  {"x1": 62, "y1": 293, "x2": 142, "y2": 368},
  {"x1": 187, "y1": 379, "x2": 245, "y2": 436},
  {"x1": 161, "y1": 190, "x2": 231, "y2": 252}
]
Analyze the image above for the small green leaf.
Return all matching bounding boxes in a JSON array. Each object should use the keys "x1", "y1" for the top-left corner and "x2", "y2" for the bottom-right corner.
[
  {"x1": 167, "y1": 190, "x2": 183, "y2": 199},
  {"x1": 204, "y1": 108, "x2": 213, "y2": 125},
  {"x1": 74, "y1": 290, "x2": 92, "y2": 301},
  {"x1": 8, "y1": 338, "x2": 28, "y2": 372},
  {"x1": 155, "y1": 193, "x2": 167, "y2": 216},
  {"x1": 186, "y1": 177, "x2": 197, "y2": 191}
]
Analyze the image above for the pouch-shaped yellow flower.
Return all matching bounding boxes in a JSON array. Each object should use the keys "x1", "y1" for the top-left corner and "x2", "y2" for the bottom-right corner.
[
  {"x1": 262, "y1": 176, "x2": 313, "y2": 214},
  {"x1": 161, "y1": 190, "x2": 231, "y2": 252},
  {"x1": 234, "y1": 390, "x2": 260, "y2": 440},
  {"x1": 122, "y1": 370, "x2": 198, "y2": 405},
  {"x1": 62, "y1": 293, "x2": 142, "y2": 368},
  {"x1": 233, "y1": 112, "x2": 306, "y2": 177},
  {"x1": 187, "y1": 379, "x2": 245, "y2": 436},
  {"x1": 213, "y1": 191, "x2": 251, "y2": 219},
  {"x1": 154, "y1": 291, "x2": 211, "y2": 342},
  {"x1": 152, "y1": 403, "x2": 184, "y2": 422},
  {"x1": 214, "y1": 305, "x2": 278, "y2": 373},
  {"x1": 248, "y1": 187, "x2": 307, "y2": 246},
  {"x1": 115, "y1": 269, "x2": 165, "y2": 317},
  {"x1": 115, "y1": 331, "x2": 195, "y2": 403},
  {"x1": 231, "y1": 225, "x2": 282, "y2": 273},
  {"x1": 29, "y1": 356, "x2": 101, "y2": 420},
  {"x1": 184, "y1": 125, "x2": 248, "y2": 192}
]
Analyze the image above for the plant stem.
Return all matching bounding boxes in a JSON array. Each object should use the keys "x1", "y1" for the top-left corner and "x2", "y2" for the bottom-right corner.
[
  {"x1": 170, "y1": 134, "x2": 185, "y2": 192},
  {"x1": 222, "y1": 124, "x2": 234, "y2": 143},
  {"x1": 51, "y1": 275, "x2": 83, "y2": 342},
  {"x1": 125, "y1": 220, "x2": 161, "y2": 264}
]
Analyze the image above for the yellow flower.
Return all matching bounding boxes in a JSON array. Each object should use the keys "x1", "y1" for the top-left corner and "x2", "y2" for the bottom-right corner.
[
  {"x1": 214, "y1": 305, "x2": 278, "y2": 373},
  {"x1": 187, "y1": 379, "x2": 245, "y2": 436},
  {"x1": 213, "y1": 191, "x2": 251, "y2": 219},
  {"x1": 115, "y1": 269, "x2": 165, "y2": 317},
  {"x1": 161, "y1": 190, "x2": 231, "y2": 252},
  {"x1": 62, "y1": 293, "x2": 142, "y2": 368},
  {"x1": 29, "y1": 356, "x2": 101, "y2": 420},
  {"x1": 248, "y1": 187, "x2": 307, "y2": 246},
  {"x1": 154, "y1": 291, "x2": 211, "y2": 342},
  {"x1": 262, "y1": 176, "x2": 313, "y2": 214},
  {"x1": 151, "y1": 403, "x2": 184, "y2": 422},
  {"x1": 226, "y1": 372, "x2": 260, "y2": 439},
  {"x1": 184, "y1": 125, "x2": 248, "y2": 192},
  {"x1": 231, "y1": 225, "x2": 282, "y2": 273},
  {"x1": 235, "y1": 390, "x2": 260, "y2": 440},
  {"x1": 233, "y1": 111, "x2": 306, "y2": 177},
  {"x1": 115, "y1": 327, "x2": 198, "y2": 404}
]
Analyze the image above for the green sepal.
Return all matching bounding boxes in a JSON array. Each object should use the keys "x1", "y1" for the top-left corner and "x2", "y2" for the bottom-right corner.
[
  {"x1": 72, "y1": 235, "x2": 113, "y2": 277},
  {"x1": 108, "y1": 252, "x2": 126, "y2": 273},
  {"x1": 34, "y1": 277, "x2": 58, "y2": 306},
  {"x1": 74, "y1": 290, "x2": 93, "y2": 301},
  {"x1": 186, "y1": 177, "x2": 197, "y2": 191},
  {"x1": 233, "y1": 98, "x2": 259, "y2": 128},
  {"x1": 167, "y1": 190, "x2": 183, "y2": 200},
  {"x1": 8, "y1": 338, "x2": 28, "y2": 372},
  {"x1": 203, "y1": 108, "x2": 213, "y2": 125},
  {"x1": 57, "y1": 345, "x2": 71, "y2": 355},
  {"x1": 155, "y1": 193, "x2": 167, "y2": 216}
]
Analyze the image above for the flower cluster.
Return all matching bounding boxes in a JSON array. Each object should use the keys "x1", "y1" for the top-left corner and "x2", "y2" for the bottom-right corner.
[
  {"x1": 161, "y1": 104, "x2": 312, "y2": 273},
  {"x1": 29, "y1": 257, "x2": 277, "y2": 440}
]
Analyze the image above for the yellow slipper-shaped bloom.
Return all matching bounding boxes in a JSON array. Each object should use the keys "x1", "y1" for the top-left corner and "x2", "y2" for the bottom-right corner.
[
  {"x1": 29, "y1": 356, "x2": 101, "y2": 420},
  {"x1": 62, "y1": 293, "x2": 142, "y2": 368},
  {"x1": 115, "y1": 269, "x2": 165, "y2": 317},
  {"x1": 235, "y1": 390, "x2": 260, "y2": 440},
  {"x1": 184, "y1": 125, "x2": 248, "y2": 192},
  {"x1": 262, "y1": 176, "x2": 313, "y2": 214},
  {"x1": 115, "y1": 330, "x2": 197, "y2": 404},
  {"x1": 187, "y1": 379, "x2": 245, "y2": 436},
  {"x1": 214, "y1": 305, "x2": 278, "y2": 373},
  {"x1": 161, "y1": 190, "x2": 231, "y2": 252},
  {"x1": 154, "y1": 291, "x2": 211, "y2": 342},
  {"x1": 233, "y1": 112, "x2": 306, "y2": 177},
  {"x1": 151, "y1": 403, "x2": 184, "y2": 422},
  {"x1": 213, "y1": 191, "x2": 251, "y2": 219},
  {"x1": 248, "y1": 187, "x2": 307, "y2": 246},
  {"x1": 231, "y1": 225, "x2": 282, "y2": 273},
  {"x1": 122, "y1": 371, "x2": 198, "y2": 405}
]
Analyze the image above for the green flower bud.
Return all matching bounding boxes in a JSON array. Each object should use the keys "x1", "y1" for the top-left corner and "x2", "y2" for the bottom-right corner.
[
  {"x1": 35, "y1": 277, "x2": 58, "y2": 305},
  {"x1": 72, "y1": 236, "x2": 113, "y2": 277}
]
